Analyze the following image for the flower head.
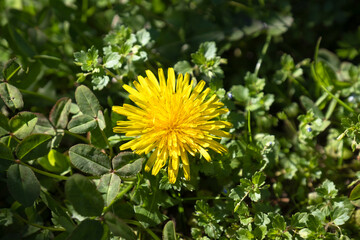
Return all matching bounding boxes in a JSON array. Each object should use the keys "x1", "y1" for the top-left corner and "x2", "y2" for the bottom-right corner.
[{"x1": 113, "y1": 68, "x2": 232, "y2": 183}]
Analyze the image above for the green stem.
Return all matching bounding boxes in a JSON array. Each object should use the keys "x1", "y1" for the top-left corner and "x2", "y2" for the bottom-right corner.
[
  {"x1": 254, "y1": 34, "x2": 272, "y2": 77},
  {"x1": 103, "y1": 182, "x2": 135, "y2": 213},
  {"x1": 247, "y1": 109, "x2": 252, "y2": 143},
  {"x1": 14, "y1": 213, "x2": 66, "y2": 232},
  {"x1": 320, "y1": 85, "x2": 354, "y2": 113},
  {"x1": 64, "y1": 130, "x2": 89, "y2": 143},
  {"x1": 123, "y1": 219, "x2": 161, "y2": 240},
  {"x1": 20, "y1": 162, "x2": 68, "y2": 180},
  {"x1": 99, "y1": 126, "x2": 113, "y2": 158},
  {"x1": 19, "y1": 89, "x2": 56, "y2": 103},
  {"x1": 234, "y1": 191, "x2": 250, "y2": 213}
]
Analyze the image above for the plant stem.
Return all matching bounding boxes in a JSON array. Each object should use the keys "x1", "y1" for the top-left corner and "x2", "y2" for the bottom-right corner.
[
  {"x1": 20, "y1": 162, "x2": 68, "y2": 180},
  {"x1": 99, "y1": 127, "x2": 114, "y2": 158},
  {"x1": 124, "y1": 219, "x2": 161, "y2": 240},
  {"x1": 64, "y1": 130, "x2": 89, "y2": 143},
  {"x1": 234, "y1": 191, "x2": 250, "y2": 213},
  {"x1": 19, "y1": 89, "x2": 57, "y2": 103},
  {"x1": 103, "y1": 181, "x2": 135, "y2": 213},
  {"x1": 247, "y1": 109, "x2": 252, "y2": 143},
  {"x1": 14, "y1": 213, "x2": 66, "y2": 232},
  {"x1": 254, "y1": 34, "x2": 272, "y2": 77}
]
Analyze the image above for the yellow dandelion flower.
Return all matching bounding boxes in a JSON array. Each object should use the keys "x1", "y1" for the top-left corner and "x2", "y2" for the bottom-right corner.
[{"x1": 112, "y1": 68, "x2": 232, "y2": 183}]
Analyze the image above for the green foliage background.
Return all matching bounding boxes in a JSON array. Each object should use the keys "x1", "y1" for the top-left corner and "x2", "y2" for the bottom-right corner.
[{"x1": 1, "y1": 0, "x2": 360, "y2": 239}]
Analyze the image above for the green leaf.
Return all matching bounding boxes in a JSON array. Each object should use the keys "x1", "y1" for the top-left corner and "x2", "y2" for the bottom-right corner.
[
  {"x1": 136, "y1": 29, "x2": 150, "y2": 46},
  {"x1": 0, "y1": 113, "x2": 10, "y2": 137},
  {"x1": 91, "y1": 75, "x2": 110, "y2": 91},
  {"x1": 40, "y1": 191, "x2": 75, "y2": 232},
  {"x1": 9, "y1": 112, "x2": 38, "y2": 139},
  {"x1": 113, "y1": 153, "x2": 143, "y2": 178},
  {"x1": 7, "y1": 164, "x2": 40, "y2": 207},
  {"x1": 316, "y1": 179, "x2": 338, "y2": 198},
  {"x1": 134, "y1": 205, "x2": 168, "y2": 228},
  {"x1": 331, "y1": 206, "x2": 352, "y2": 226},
  {"x1": 68, "y1": 114, "x2": 97, "y2": 134},
  {"x1": 65, "y1": 174, "x2": 104, "y2": 217},
  {"x1": 74, "y1": 46, "x2": 99, "y2": 71},
  {"x1": 16, "y1": 134, "x2": 52, "y2": 161},
  {"x1": 49, "y1": 97, "x2": 72, "y2": 129},
  {"x1": 350, "y1": 183, "x2": 360, "y2": 201},
  {"x1": 69, "y1": 144, "x2": 111, "y2": 175},
  {"x1": 67, "y1": 219, "x2": 103, "y2": 240},
  {"x1": 75, "y1": 85, "x2": 101, "y2": 117},
  {"x1": 104, "y1": 212, "x2": 136, "y2": 240},
  {"x1": 104, "y1": 52, "x2": 121, "y2": 68},
  {"x1": 174, "y1": 61, "x2": 193, "y2": 75},
  {"x1": 231, "y1": 85, "x2": 249, "y2": 103},
  {"x1": 0, "y1": 143, "x2": 14, "y2": 171},
  {"x1": 163, "y1": 220, "x2": 177, "y2": 240},
  {"x1": 33, "y1": 113, "x2": 56, "y2": 135},
  {"x1": 252, "y1": 172, "x2": 266, "y2": 186},
  {"x1": 0, "y1": 208, "x2": 14, "y2": 227},
  {"x1": 97, "y1": 173, "x2": 121, "y2": 206},
  {"x1": 90, "y1": 126, "x2": 107, "y2": 149},
  {"x1": 3, "y1": 58, "x2": 21, "y2": 81},
  {"x1": 38, "y1": 149, "x2": 69, "y2": 173},
  {"x1": 272, "y1": 214, "x2": 286, "y2": 231},
  {"x1": 0, "y1": 82, "x2": 23, "y2": 111}
]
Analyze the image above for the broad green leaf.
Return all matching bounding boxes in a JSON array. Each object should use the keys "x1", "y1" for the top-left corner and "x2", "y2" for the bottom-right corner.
[
  {"x1": 9, "y1": 112, "x2": 37, "y2": 139},
  {"x1": 49, "y1": 97, "x2": 72, "y2": 129},
  {"x1": 272, "y1": 214, "x2": 286, "y2": 231},
  {"x1": 331, "y1": 206, "x2": 352, "y2": 225},
  {"x1": 38, "y1": 149, "x2": 69, "y2": 173},
  {"x1": 97, "y1": 110, "x2": 106, "y2": 130},
  {"x1": 75, "y1": 85, "x2": 101, "y2": 117},
  {"x1": 33, "y1": 113, "x2": 56, "y2": 135},
  {"x1": 90, "y1": 126, "x2": 107, "y2": 149},
  {"x1": 350, "y1": 183, "x2": 360, "y2": 201},
  {"x1": 112, "y1": 152, "x2": 141, "y2": 169},
  {"x1": 40, "y1": 191, "x2": 75, "y2": 232},
  {"x1": 67, "y1": 219, "x2": 103, "y2": 240},
  {"x1": 7, "y1": 164, "x2": 40, "y2": 207},
  {"x1": 0, "y1": 82, "x2": 23, "y2": 111},
  {"x1": 0, "y1": 113, "x2": 10, "y2": 137},
  {"x1": 104, "y1": 212, "x2": 136, "y2": 240},
  {"x1": 65, "y1": 174, "x2": 104, "y2": 217},
  {"x1": 0, "y1": 143, "x2": 14, "y2": 171},
  {"x1": 68, "y1": 114, "x2": 97, "y2": 134},
  {"x1": 163, "y1": 220, "x2": 176, "y2": 240},
  {"x1": 91, "y1": 75, "x2": 110, "y2": 91},
  {"x1": 174, "y1": 61, "x2": 193, "y2": 75},
  {"x1": 316, "y1": 179, "x2": 338, "y2": 198},
  {"x1": 69, "y1": 144, "x2": 111, "y2": 175},
  {"x1": 231, "y1": 85, "x2": 249, "y2": 103},
  {"x1": 0, "y1": 208, "x2": 14, "y2": 226},
  {"x1": 134, "y1": 205, "x2": 168, "y2": 228},
  {"x1": 16, "y1": 134, "x2": 52, "y2": 161},
  {"x1": 3, "y1": 58, "x2": 21, "y2": 81},
  {"x1": 97, "y1": 173, "x2": 121, "y2": 206},
  {"x1": 116, "y1": 158, "x2": 143, "y2": 178}
]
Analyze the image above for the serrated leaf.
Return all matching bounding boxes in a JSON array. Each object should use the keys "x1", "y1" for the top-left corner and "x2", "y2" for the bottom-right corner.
[
  {"x1": 331, "y1": 206, "x2": 351, "y2": 225},
  {"x1": 0, "y1": 82, "x2": 23, "y2": 111},
  {"x1": 69, "y1": 144, "x2": 111, "y2": 175},
  {"x1": 49, "y1": 97, "x2": 72, "y2": 129},
  {"x1": 16, "y1": 134, "x2": 52, "y2": 161},
  {"x1": 136, "y1": 29, "x2": 150, "y2": 46},
  {"x1": 97, "y1": 173, "x2": 121, "y2": 206},
  {"x1": 163, "y1": 220, "x2": 176, "y2": 240},
  {"x1": 68, "y1": 114, "x2": 97, "y2": 134},
  {"x1": 65, "y1": 174, "x2": 104, "y2": 217},
  {"x1": 9, "y1": 112, "x2": 37, "y2": 139},
  {"x1": 104, "y1": 52, "x2": 121, "y2": 68},
  {"x1": 91, "y1": 75, "x2": 110, "y2": 91},
  {"x1": 3, "y1": 58, "x2": 21, "y2": 81},
  {"x1": 75, "y1": 85, "x2": 101, "y2": 117},
  {"x1": 7, "y1": 164, "x2": 40, "y2": 207},
  {"x1": 104, "y1": 212, "x2": 136, "y2": 240},
  {"x1": 74, "y1": 46, "x2": 99, "y2": 71},
  {"x1": 67, "y1": 219, "x2": 103, "y2": 240},
  {"x1": 316, "y1": 179, "x2": 338, "y2": 198}
]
